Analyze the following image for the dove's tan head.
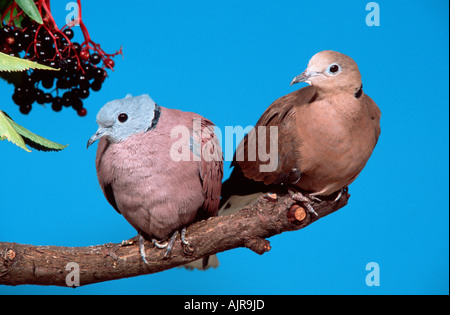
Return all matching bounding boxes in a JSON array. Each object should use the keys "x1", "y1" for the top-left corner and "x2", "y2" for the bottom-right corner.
[{"x1": 291, "y1": 50, "x2": 362, "y2": 95}]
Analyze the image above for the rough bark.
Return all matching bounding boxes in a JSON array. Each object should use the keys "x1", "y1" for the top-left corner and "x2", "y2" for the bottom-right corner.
[{"x1": 0, "y1": 192, "x2": 349, "y2": 287}]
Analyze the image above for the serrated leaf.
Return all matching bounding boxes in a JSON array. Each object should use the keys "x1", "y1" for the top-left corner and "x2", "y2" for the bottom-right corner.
[
  {"x1": 2, "y1": 111, "x2": 68, "y2": 151},
  {"x1": 15, "y1": 0, "x2": 43, "y2": 24},
  {"x1": 1, "y1": 110, "x2": 67, "y2": 152},
  {"x1": 0, "y1": 52, "x2": 59, "y2": 72},
  {"x1": 0, "y1": 109, "x2": 31, "y2": 152}
]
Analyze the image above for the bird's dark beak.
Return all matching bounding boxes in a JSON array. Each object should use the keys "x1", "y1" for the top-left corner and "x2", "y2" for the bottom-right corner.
[
  {"x1": 87, "y1": 128, "x2": 108, "y2": 149},
  {"x1": 290, "y1": 69, "x2": 313, "y2": 86}
]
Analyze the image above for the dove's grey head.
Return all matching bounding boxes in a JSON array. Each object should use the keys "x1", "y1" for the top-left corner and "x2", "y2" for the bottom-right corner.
[
  {"x1": 291, "y1": 50, "x2": 362, "y2": 94},
  {"x1": 87, "y1": 94, "x2": 161, "y2": 148}
]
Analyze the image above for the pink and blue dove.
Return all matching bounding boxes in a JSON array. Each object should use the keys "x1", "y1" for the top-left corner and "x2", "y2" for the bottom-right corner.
[{"x1": 87, "y1": 94, "x2": 223, "y2": 264}]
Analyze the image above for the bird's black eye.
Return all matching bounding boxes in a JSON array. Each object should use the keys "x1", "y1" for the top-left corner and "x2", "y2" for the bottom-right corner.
[
  {"x1": 329, "y1": 64, "x2": 340, "y2": 74},
  {"x1": 118, "y1": 113, "x2": 128, "y2": 123}
]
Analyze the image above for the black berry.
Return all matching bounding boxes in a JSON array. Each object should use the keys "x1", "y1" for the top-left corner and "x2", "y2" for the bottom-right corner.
[
  {"x1": 90, "y1": 53, "x2": 101, "y2": 65},
  {"x1": 63, "y1": 28, "x2": 74, "y2": 40}
]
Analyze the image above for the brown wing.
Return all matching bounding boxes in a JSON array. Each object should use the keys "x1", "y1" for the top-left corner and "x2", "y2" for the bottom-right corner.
[
  {"x1": 95, "y1": 138, "x2": 121, "y2": 214},
  {"x1": 235, "y1": 85, "x2": 317, "y2": 185},
  {"x1": 196, "y1": 118, "x2": 223, "y2": 219}
]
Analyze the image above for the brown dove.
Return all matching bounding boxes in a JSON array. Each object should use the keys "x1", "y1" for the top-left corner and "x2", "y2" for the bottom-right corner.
[
  {"x1": 87, "y1": 94, "x2": 223, "y2": 264},
  {"x1": 183, "y1": 50, "x2": 381, "y2": 270},
  {"x1": 220, "y1": 50, "x2": 381, "y2": 215}
]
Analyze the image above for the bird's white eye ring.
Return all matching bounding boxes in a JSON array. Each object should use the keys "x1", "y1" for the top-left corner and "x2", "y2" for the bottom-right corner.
[
  {"x1": 327, "y1": 63, "x2": 340, "y2": 74},
  {"x1": 118, "y1": 113, "x2": 128, "y2": 123}
]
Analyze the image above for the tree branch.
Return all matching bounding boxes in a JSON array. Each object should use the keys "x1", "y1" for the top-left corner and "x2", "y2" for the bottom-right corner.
[{"x1": 0, "y1": 192, "x2": 349, "y2": 287}]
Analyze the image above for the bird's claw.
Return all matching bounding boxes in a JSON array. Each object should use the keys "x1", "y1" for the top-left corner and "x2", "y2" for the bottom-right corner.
[
  {"x1": 164, "y1": 230, "x2": 179, "y2": 257},
  {"x1": 334, "y1": 189, "x2": 344, "y2": 202},
  {"x1": 150, "y1": 228, "x2": 192, "y2": 258},
  {"x1": 308, "y1": 195, "x2": 323, "y2": 202},
  {"x1": 152, "y1": 239, "x2": 168, "y2": 249},
  {"x1": 180, "y1": 227, "x2": 190, "y2": 246},
  {"x1": 289, "y1": 190, "x2": 319, "y2": 216},
  {"x1": 139, "y1": 233, "x2": 149, "y2": 265}
]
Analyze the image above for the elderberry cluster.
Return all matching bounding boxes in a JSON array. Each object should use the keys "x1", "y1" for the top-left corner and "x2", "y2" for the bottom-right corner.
[{"x1": 0, "y1": 18, "x2": 114, "y2": 116}]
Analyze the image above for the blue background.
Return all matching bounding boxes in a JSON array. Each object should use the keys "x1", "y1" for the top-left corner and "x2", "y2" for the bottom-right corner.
[{"x1": 0, "y1": 0, "x2": 448, "y2": 294}]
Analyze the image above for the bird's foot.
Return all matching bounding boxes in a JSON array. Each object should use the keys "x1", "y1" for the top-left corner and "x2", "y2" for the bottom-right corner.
[
  {"x1": 289, "y1": 190, "x2": 319, "y2": 216},
  {"x1": 164, "y1": 230, "x2": 179, "y2": 257},
  {"x1": 180, "y1": 227, "x2": 195, "y2": 255},
  {"x1": 138, "y1": 232, "x2": 149, "y2": 265},
  {"x1": 308, "y1": 195, "x2": 323, "y2": 202},
  {"x1": 180, "y1": 227, "x2": 190, "y2": 246},
  {"x1": 151, "y1": 228, "x2": 192, "y2": 258},
  {"x1": 333, "y1": 187, "x2": 348, "y2": 202},
  {"x1": 152, "y1": 239, "x2": 168, "y2": 249},
  {"x1": 334, "y1": 189, "x2": 344, "y2": 202}
]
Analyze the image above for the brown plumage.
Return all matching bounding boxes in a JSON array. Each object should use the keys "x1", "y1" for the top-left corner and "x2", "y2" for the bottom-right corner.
[
  {"x1": 221, "y1": 50, "x2": 381, "y2": 212},
  {"x1": 186, "y1": 50, "x2": 381, "y2": 270}
]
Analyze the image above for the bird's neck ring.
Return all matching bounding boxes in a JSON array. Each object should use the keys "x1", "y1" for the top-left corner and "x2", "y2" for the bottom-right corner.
[{"x1": 146, "y1": 104, "x2": 161, "y2": 132}]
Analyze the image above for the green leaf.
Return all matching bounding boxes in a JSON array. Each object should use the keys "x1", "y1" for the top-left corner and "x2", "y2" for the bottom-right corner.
[
  {"x1": 1, "y1": 2, "x2": 21, "y2": 27},
  {"x1": 15, "y1": 0, "x2": 43, "y2": 24},
  {"x1": 0, "y1": 109, "x2": 30, "y2": 152},
  {"x1": 0, "y1": 52, "x2": 59, "y2": 72},
  {"x1": 0, "y1": 110, "x2": 68, "y2": 152}
]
